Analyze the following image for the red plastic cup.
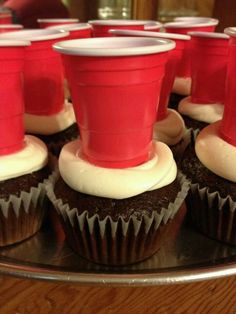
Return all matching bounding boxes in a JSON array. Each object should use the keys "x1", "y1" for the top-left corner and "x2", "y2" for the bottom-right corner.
[
  {"x1": 188, "y1": 32, "x2": 229, "y2": 105},
  {"x1": 0, "y1": 40, "x2": 30, "y2": 156},
  {"x1": 54, "y1": 37, "x2": 175, "y2": 168},
  {"x1": 109, "y1": 29, "x2": 189, "y2": 121},
  {"x1": 174, "y1": 17, "x2": 218, "y2": 24},
  {"x1": 220, "y1": 27, "x2": 236, "y2": 146},
  {"x1": 164, "y1": 19, "x2": 218, "y2": 78},
  {"x1": 164, "y1": 19, "x2": 218, "y2": 34},
  {"x1": 0, "y1": 29, "x2": 69, "y2": 116},
  {"x1": 0, "y1": 8, "x2": 12, "y2": 24},
  {"x1": 38, "y1": 18, "x2": 79, "y2": 29},
  {"x1": 48, "y1": 23, "x2": 92, "y2": 40},
  {"x1": 89, "y1": 20, "x2": 147, "y2": 37},
  {"x1": 144, "y1": 21, "x2": 162, "y2": 32},
  {"x1": 0, "y1": 24, "x2": 23, "y2": 33},
  {"x1": 157, "y1": 34, "x2": 189, "y2": 120}
]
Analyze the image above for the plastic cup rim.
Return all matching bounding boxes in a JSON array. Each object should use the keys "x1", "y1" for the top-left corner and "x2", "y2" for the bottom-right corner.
[
  {"x1": 53, "y1": 36, "x2": 176, "y2": 56},
  {"x1": 110, "y1": 29, "x2": 190, "y2": 41},
  {"x1": 0, "y1": 39, "x2": 30, "y2": 46},
  {"x1": 0, "y1": 24, "x2": 23, "y2": 29},
  {"x1": 188, "y1": 31, "x2": 229, "y2": 39},
  {"x1": 0, "y1": 29, "x2": 69, "y2": 42},
  {"x1": 47, "y1": 23, "x2": 91, "y2": 32},
  {"x1": 174, "y1": 17, "x2": 218, "y2": 23},
  {"x1": 37, "y1": 18, "x2": 79, "y2": 23},
  {"x1": 164, "y1": 19, "x2": 219, "y2": 28},
  {"x1": 88, "y1": 19, "x2": 147, "y2": 26},
  {"x1": 224, "y1": 27, "x2": 236, "y2": 37}
]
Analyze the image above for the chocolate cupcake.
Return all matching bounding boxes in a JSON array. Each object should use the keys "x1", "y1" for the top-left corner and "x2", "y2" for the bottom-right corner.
[
  {"x1": 47, "y1": 140, "x2": 189, "y2": 265},
  {"x1": 0, "y1": 40, "x2": 51, "y2": 246},
  {"x1": 181, "y1": 122, "x2": 236, "y2": 245},
  {"x1": 180, "y1": 27, "x2": 236, "y2": 244},
  {"x1": 0, "y1": 29, "x2": 79, "y2": 159},
  {"x1": 46, "y1": 37, "x2": 189, "y2": 265},
  {"x1": 0, "y1": 145, "x2": 51, "y2": 246}
]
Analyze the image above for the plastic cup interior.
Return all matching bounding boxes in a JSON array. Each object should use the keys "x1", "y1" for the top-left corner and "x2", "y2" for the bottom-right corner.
[
  {"x1": 53, "y1": 37, "x2": 175, "y2": 56},
  {"x1": 0, "y1": 28, "x2": 69, "y2": 41}
]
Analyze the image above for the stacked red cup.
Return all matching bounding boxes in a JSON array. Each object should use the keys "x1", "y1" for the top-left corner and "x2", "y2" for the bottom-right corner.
[
  {"x1": 47, "y1": 23, "x2": 92, "y2": 40},
  {"x1": 0, "y1": 24, "x2": 23, "y2": 33},
  {"x1": 54, "y1": 37, "x2": 175, "y2": 168},
  {"x1": 178, "y1": 32, "x2": 229, "y2": 128},
  {"x1": 38, "y1": 18, "x2": 79, "y2": 29},
  {"x1": 0, "y1": 8, "x2": 12, "y2": 24},
  {"x1": 110, "y1": 29, "x2": 189, "y2": 147},
  {"x1": 164, "y1": 18, "x2": 219, "y2": 96},
  {"x1": 0, "y1": 40, "x2": 29, "y2": 156},
  {"x1": 220, "y1": 27, "x2": 236, "y2": 147},
  {"x1": 89, "y1": 20, "x2": 149, "y2": 37},
  {"x1": 0, "y1": 29, "x2": 76, "y2": 139}
]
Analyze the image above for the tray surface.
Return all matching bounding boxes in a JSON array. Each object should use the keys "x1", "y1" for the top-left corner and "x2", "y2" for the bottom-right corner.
[{"x1": 0, "y1": 206, "x2": 236, "y2": 286}]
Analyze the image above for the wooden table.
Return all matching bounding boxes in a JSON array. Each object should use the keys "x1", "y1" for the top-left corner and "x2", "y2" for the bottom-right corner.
[{"x1": 0, "y1": 275, "x2": 236, "y2": 313}]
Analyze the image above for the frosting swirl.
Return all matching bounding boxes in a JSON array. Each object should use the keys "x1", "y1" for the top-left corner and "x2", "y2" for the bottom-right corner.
[
  {"x1": 178, "y1": 96, "x2": 224, "y2": 123},
  {"x1": 24, "y1": 101, "x2": 76, "y2": 135},
  {"x1": 195, "y1": 121, "x2": 236, "y2": 183},
  {"x1": 59, "y1": 140, "x2": 177, "y2": 199},
  {"x1": 172, "y1": 77, "x2": 191, "y2": 96},
  {"x1": 0, "y1": 135, "x2": 48, "y2": 181},
  {"x1": 153, "y1": 109, "x2": 185, "y2": 145}
]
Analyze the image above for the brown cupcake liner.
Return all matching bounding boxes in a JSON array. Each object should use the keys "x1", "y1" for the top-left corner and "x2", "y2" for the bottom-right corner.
[
  {"x1": 46, "y1": 171, "x2": 189, "y2": 265},
  {"x1": 0, "y1": 178, "x2": 51, "y2": 247},
  {"x1": 186, "y1": 183, "x2": 236, "y2": 245}
]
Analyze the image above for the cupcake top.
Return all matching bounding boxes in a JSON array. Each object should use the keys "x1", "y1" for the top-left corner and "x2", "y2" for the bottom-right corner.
[
  {"x1": 55, "y1": 36, "x2": 178, "y2": 199},
  {"x1": 195, "y1": 122, "x2": 236, "y2": 182},
  {"x1": 59, "y1": 140, "x2": 177, "y2": 199},
  {"x1": 0, "y1": 136, "x2": 48, "y2": 181}
]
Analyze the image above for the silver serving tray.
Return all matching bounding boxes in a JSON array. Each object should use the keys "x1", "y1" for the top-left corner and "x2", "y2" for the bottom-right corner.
[{"x1": 0, "y1": 206, "x2": 236, "y2": 286}]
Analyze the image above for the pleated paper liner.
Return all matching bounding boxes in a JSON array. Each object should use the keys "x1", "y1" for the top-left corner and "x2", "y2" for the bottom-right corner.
[
  {"x1": 186, "y1": 183, "x2": 236, "y2": 246},
  {"x1": 0, "y1": 180, "x2": 50, "y2": 247},
  {"x1": 46, "y1": 171, "x2": 190, "y2": 266}
]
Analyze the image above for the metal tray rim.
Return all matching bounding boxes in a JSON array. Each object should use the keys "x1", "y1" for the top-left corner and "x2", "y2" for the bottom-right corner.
[{"x1": 1, "y1": 258, "x2": 236, "y2": 286}]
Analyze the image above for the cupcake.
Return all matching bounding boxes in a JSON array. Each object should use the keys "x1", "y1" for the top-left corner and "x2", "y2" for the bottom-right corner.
[
  {"x1": 46, "y1": 37, "x2": 189, "y2": 266},
  {"x1": 163, "y1": 18, "x2": 219, "y2": 109},
  {"x1": 0, "y1": 40, "x2": 50, "y2": 246},
  {"x1": 110, "y1": 29, "x2": 189, "y2": 160},
  {"x1": 0, "y1": 29, "x2": 79, "y2": 158},
  {"x1": 180, "y1": 27, "x2": 236, "y2": 245},
  {"x1": 178, "y1": 32, "x2": 229, "y2": 132}
]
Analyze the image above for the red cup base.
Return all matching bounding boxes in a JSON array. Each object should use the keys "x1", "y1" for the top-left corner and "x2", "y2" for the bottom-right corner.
[
  {"x1": 0, "y1": 141, "x2": 24, "y2": 156},
  {"x1": 83, "y1": 152, "x2": 150, "y2": 169}
]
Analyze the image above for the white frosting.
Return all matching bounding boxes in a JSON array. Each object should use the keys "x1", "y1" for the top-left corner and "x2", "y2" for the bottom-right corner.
[
  {"x1": 172, "y1": 77, "x2": 191, "y2": 96},
  {"x1": 24, "y1": 101, "x2": 76, "y2": 135},
  {"x1": 0, "y1": 135, "x2": 48, "y2": 181},
  {"x1": 195, "y1": 121, "x2": 236, "y2": 182},
  {"x1": 153, "y1": 109, "x2": 185, "y2": 145},
  {"x1": 178, "y1": 96, "x2": 224, "y2": 123},
  {"x1": 59, "y1": 140, "x2": 177, "y2": 199}
]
